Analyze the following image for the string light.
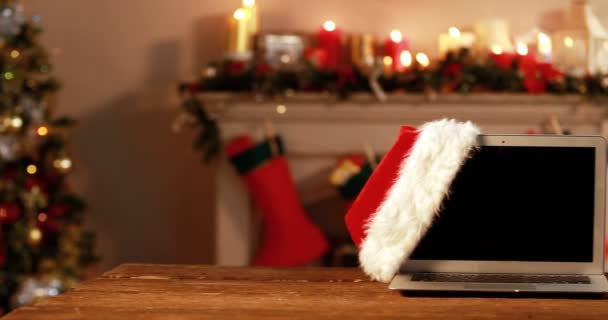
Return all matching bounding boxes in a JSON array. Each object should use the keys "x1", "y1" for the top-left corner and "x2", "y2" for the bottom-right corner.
[
  {"x1": 400, "y1": 50, "x2": 412, "y2": 67},
  {"x1": 448, "y1": 27, "x2": 461, "y2": 38},
  {"x1": 537, "y1": 32, "x2": 552, "y2": 56},
  {"x1": 564, "y1": 36, "x2": 574, "y2": 48},
  {"x1": 29, "y1": 227, "x2": 42, "y2": 243},
  {"x1": 383, "y1": 56, "x2": 393, "y2": 67},
  {"x1": 491, "y1": 45, "x2": 503, "y2": 55},
  {"x1": 4, "y1": 71, "x2": 14, "y2": 80},
  {"x1": 276, "y1": 104, "x2": 287, "y2": 114},
  {"x1": 53, "y1": 157, "x2": 73, "y2": 172},
  {"x1": 37, "y1": 212, "x2": 47, "y2": 222},
  {"x1": 390, "y1": 29, "x2": 402, "y2": 43},
  {"x1": 10, "y1": 49, "x2": 19, "y2": 59},
  {"x1": 10, "y1": 116, "x2": 22, "y2": 129},
  {"x1": 37, "y1": 126, "x2": 49, "y2": 136},
  {"x1": 323, "y1": 20, "x2": 336, "y2": 32},
  {"x1": 26, "y1": 164, "x2": 37, "y2": 174},
  {"x1": 415, "y1": 53, "x2": 430, "y2": 67},
  {"x1": 516, "y1": 43, "x2": 528, "y2": 56}
]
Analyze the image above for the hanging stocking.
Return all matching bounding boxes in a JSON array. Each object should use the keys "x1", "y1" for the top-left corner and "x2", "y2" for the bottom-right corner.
[{"x1": 226, "y1": 135, "x2": 329, "y2": 266}]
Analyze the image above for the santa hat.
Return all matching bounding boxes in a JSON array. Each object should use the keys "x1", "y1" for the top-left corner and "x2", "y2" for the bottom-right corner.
[{"x1": 345, "y1": 119, "x2": 480, "y2": 282}]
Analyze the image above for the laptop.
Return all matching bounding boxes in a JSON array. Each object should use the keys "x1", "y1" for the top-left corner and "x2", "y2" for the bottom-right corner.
[{"x1": 389, "y1": 134, "x2": 608, "y2": 293}]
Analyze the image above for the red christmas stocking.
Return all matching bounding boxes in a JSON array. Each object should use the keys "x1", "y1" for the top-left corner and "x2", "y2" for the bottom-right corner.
[{"x1": 226, "y1": 135, "x2": 329, "y2": 266}]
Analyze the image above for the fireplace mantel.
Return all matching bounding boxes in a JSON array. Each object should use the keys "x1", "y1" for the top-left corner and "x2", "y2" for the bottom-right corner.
[{"x1": 204, "y1": 93, "x2": 608, "y2": 268}]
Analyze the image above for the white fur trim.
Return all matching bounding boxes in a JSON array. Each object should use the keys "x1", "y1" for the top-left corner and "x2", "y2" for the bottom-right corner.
[{"x1": 359, "y1": 119, "x2": 480, "y2": 282}]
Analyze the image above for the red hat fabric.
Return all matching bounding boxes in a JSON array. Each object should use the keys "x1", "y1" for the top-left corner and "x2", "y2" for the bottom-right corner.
[{"x1": 345, "y1": 119, "x2": 480, "y2": 282}]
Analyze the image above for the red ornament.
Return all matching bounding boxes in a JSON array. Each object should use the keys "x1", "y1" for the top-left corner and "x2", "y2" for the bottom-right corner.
[
  {"x1": 227, "y1": 61, "x2": 247, "y2": 76},
  {"x1": 255, "y1": 63, "x2": 272, "y2": 76},
  {"x1": 0, "y1": 202, "x2": 20, "y2": 224},
  {"x1": 442, "y1": 62, "x2": 463, "y2": 77},
  {"x1": 304, "y1": 48, "x2": 329, "y2": 70}
]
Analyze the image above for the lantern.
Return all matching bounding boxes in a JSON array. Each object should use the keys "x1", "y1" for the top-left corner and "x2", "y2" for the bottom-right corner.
[{"x1": 553, "y1": 0, "x2": 608, "y2": 75}]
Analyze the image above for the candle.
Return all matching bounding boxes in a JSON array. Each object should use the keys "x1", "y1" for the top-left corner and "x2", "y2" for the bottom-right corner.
[
  {"x1": 515, "y1": 43, "x2": 537, "y2": 75},
  {"x1": 384, "y1": 30, "x2": 409, "y2": 72},
  {"x1": 438, "y1": 27, "x2": 476, "y2": 56},
  {"x1": 242, "y1": 0, "x2": 259, "y2": 35},
  {"x1": 227, "y1": 8, "x2": 252, "y2": 60},
  {"x1": 350, "y1": 33, "x2": 375, "y2": 73},
  {"x1": 537, "y1": 32, "x2": 552, "y2": 62},
  {"x1": 318, "y1": 20, "x2": 342, "y2": 69}
]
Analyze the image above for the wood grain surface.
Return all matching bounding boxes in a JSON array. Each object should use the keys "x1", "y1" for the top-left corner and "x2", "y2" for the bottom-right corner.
[{"x1": 4, "y1": 264, "x2": 608, "y2": 319}]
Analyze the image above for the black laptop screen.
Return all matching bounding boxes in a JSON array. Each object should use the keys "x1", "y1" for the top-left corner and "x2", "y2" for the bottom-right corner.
[{"x1": 410, "y1": 146, "x2": 596, "y2": 262}]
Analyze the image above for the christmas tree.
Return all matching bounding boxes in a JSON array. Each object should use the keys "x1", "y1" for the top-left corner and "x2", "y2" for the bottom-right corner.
[{"x1": 0, "y1": 0, "x2": 97, "y2": 314}]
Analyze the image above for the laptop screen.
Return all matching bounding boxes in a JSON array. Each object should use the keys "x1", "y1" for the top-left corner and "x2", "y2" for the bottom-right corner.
[{"x1": 410, "y1": 146, "x2": 596, "y2": 263}]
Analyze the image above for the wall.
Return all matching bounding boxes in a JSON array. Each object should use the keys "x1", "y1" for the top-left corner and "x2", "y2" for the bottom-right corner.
[{"x1": 22, "y1": 0, "x2": 608, "y2": 271}]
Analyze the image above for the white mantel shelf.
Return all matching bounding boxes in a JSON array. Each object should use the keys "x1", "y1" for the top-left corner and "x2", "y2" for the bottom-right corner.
[
  {"x1": 200, "y1": 92, "x2": 608, "y2": 127},
  {"x1": 206, "y1": 92, "x2": 608, "y2": 268}
]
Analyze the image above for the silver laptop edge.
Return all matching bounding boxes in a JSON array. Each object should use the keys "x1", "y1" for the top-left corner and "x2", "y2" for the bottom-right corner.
[{"x1": 390, "y1": 134, "x2": 608, "y2": 293}]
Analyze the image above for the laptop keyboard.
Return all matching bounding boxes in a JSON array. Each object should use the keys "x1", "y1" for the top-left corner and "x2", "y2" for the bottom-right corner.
[{"x1": 411, "y1": 273, "x2": 591, "y2": 284}]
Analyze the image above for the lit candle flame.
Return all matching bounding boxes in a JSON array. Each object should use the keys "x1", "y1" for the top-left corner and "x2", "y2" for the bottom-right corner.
[
  {"x1": 415, "y1": 53, "x2": 430, "y2": 67},
  {"x1": 323, "y1": 20, "x2": 336, "y2": 32},
  {"x1": 448, "y1": 27, "x2": 461, "y2": 38},
  {"x1": 233, "y1": 8, "x2": 246, "y2": 20},
  {"x1": 563, "y1": 36, "x2": 574, "y2": 48},
  {"x1": 242, "y1": 0, "x2": 255, "y2": 7},
  {"x1": 516, "y1": 43, "x2": 528, "y2": 55},
  {"x1": 491, "y1": 45, "x2": 503, "y2": 55},
  {"x1": 400, "y1": 50, "x2": 412, "y2": 67},
  {"x1": 390, "y1": 29, "x2": 402, "y2": 43}
]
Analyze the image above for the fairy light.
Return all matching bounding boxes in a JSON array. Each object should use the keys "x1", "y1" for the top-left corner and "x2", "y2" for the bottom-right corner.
[
  {"x1": 564, "y1": 36, "x2": 574, "y2": 48},
  {"x1": 233, "y1": 8, "x2": 246, "y2": 20},
  {"x1": 323, "y1": 20, "x2": 336, "y2": 32},
  {"x1": 4, "y1": 71, "x2": 14, "y2": 80},
  {"x1": 276, "y1": 104, "x2": 287, "y2": 114},
  {"x1": 448, "y1": 27, "x2": 461, "y2": 38},
  {"x1": 383, "y1": 56, "x2": 393, "y2": 67},
  {"x1": 26, "y1": 164, "x2": 37, "y2": 174},
  {"x1": 516, "y1": 43, "x2": 528, "y2": 56},
  {"x1": 537, "y1": 32, "x2": 552, "y2": 56},
  {"x1": 10, "y1": 49, "x2": 19, "y2": 59},
  {"x1": 29, "y1": 228, "x2": 42, "y2": 243},
  {"x1": 10, "y1": 116, "x2": 22, "y2": 128},
  {"x1": 53, "y1": 158, "x2": 72, "y2": 171},
  {"x1": 390, "y1": 29, "x2": 402, "y2": 43},
  {"x1": 415, "y1": 53, "x2": 430, "y2": 67},
  {"x1": 37, "y1": 212, "x2": 47, "y2": 222},
  {"x1": 491, "y1": 45, "x2": 503, "y2": 55},
  {"x1": 37, "y1": 126, "x2": 49, "y2": 136},
  {"x1": 400, "y1": 50, "x2": 412, "y2": 67}
]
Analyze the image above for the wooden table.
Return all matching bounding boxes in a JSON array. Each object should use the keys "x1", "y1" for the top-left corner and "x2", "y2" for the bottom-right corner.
[{"x1": 5, "y1": 264, "x2": 608, "y2": 319}]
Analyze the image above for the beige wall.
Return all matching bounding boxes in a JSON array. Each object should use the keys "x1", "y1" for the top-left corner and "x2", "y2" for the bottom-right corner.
[{"x1": 22, "y1": 0, "x2": 608, "y2": 271}]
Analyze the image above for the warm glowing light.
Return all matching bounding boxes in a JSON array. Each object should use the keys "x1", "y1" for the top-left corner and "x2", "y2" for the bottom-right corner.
[
  {"x1": 415, "y1": 53, "x2": 430, "y2": 67},
  {"x1": 448, "y1": 27, "x2": 461, "y2": 38},
  {"x1": 29, "y1": 228, "x2": 42, "y2": 242},
  {"x1": 491, "y1": 45, "x2": 503, "y2": 55},
  {"x1": 323, "y1": 20, "x2": 336, "y2": 32},
  {"x1": 537, "y1": 32, "x2": 552, "y2": 55},
  {"x1": 26, "y1": 164, "x2": 37, "y2": 174},
  {"x1": 53, "y1": 158, "x2": 72, "y2": 170},
  {"x1": 276, "y1": 104, "x2": 287, "y2": 114},
  {"x1": 4, "y1": 71, "x2": 13, "y2": 80},
  {"x1": 383, "y1": 56, "x2": 393, "y2": 66},
  {"x1": 390, "y1": 29, "x2": 402, "y2": 43},
  {"x1": 516, "y1": 43, "x2": 528, "y2": 56},
  {"x1": 37, "y1": 212, "x2": 47, "y2": 222},
  {"x1": 37, "y1": 126, "x2": 48, "y2": 136},
  {"x1": 10, "y1": 116, "x2": 22, "y2": 128},
  {"x1": 242, "y1": 0, "x2": 255, "y2": 7},
  {"x1": 400, "y1": 50, "x2": 412, "y2": 67},
  {"x1": 10, "y1": 49, "x2": 19, "y2": 59},
  {"x1": 279, "y1": 54, "x2": 291, "y2": 64},
  {"x1": 564, "y1": 36, "x2": 574, "y2": 48},
  {"x1": 233, "y1": 8, "x2": 246, "y2": 20},
  {"x1": 0, "y1": 208, "x2": 6, "y2": 218}
]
